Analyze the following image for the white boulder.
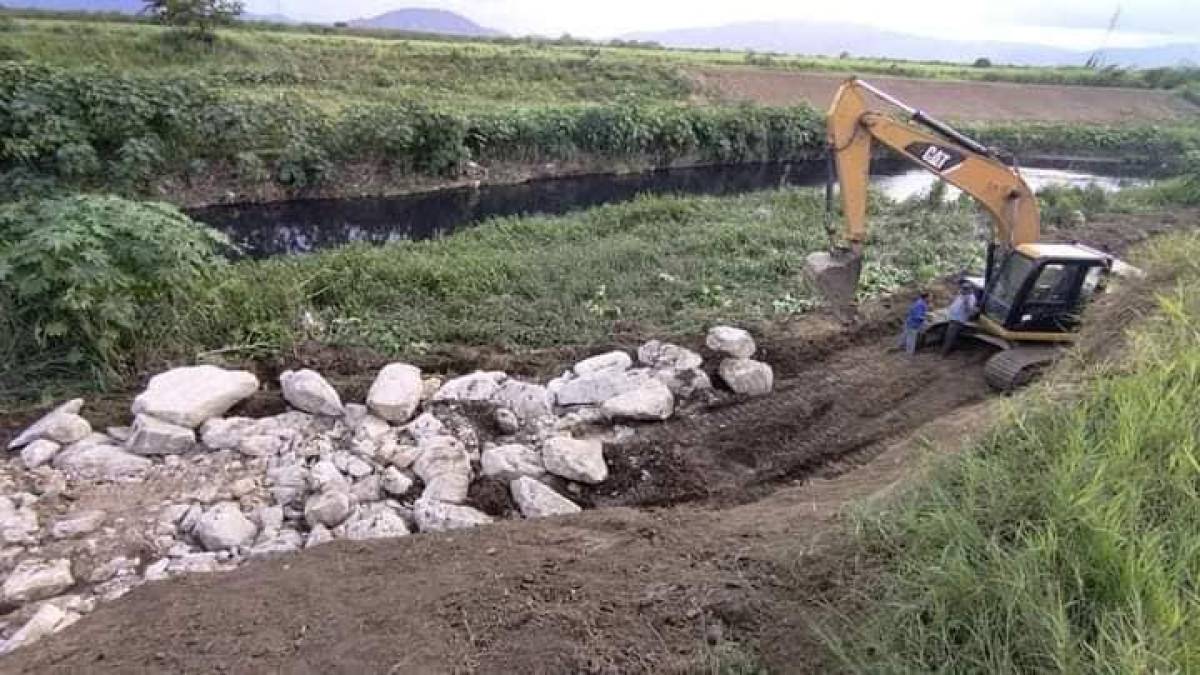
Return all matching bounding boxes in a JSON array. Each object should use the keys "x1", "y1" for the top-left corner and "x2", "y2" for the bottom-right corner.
[
  {"x1": 491, "y1": 380, "x2": 553, "y2": 421},
  {"x1": 405, "y1": 412, "x2": 446, "y2": 441},
  {"x1": 637, "y1": 341, "x2": 703, "y2": 371},
  {"x1": 381, "y1": 467, "x2": 415, "y2": 496},
  {"x1": 554, "y1": 369, "x2": 653, "y2": 407},
  {"x1": 601, "y1": 379, "x2": 675, "y2": 421},
  {"x1": 7, "y1": 399, "x2": 91, "y2": 449},
  {"x1": 237, "y1": 434, "x2": 288, "y2": 458},
  {"x1": 20, "y1": 439, "x2": 60, "y2": 469},
  {"x1": 304, "y1": 491, "x2": 353, "y2": 529},
  {"x1": 510, "y1": 477, "x2": 582, "y2": 518},
  {"x1": 706, "y1": 326, "x2": 757, "y2": 359},
  {"x1": 367, "y1": 363, "x2": 423, "y2": 423},
  {"x1": 0, "y1": 498, "x2": 39, "y2": 545},
  {"x1": 412, "y1": 498, "x2": 492, "y2": 532},
  {"x1": 193, "y1": 502, "x2": 258, "y2": 551},
  {"x1": 1, "y1": 559, "x2": 74, "y2": 606},
  {"x1": 481, "y1": 444, "x2": 545, "y2": 481},
  {"x1": 433, "y1": 371, "x2": 505, "y2": 403},
  {"x1": 573, "y1": 351, "x2": 632, "y2": 376},
  {"x1": 542, "y1": 437, "x2": 608, "y2": 484},
  {"x1": 719, "y1": 358, "x2": 774, "y2": 396},
  {"x1": 125, "y1": 414, "x2": 195, "y2": 455},
  {"x1": 280, "y1": 369, "x2": 344, "y2": 417},
  {"x1": 340, "y1": 504, "x2": 410, "y2": 540},
  {"x1": 132, "y1": 366, "x2": 259, "y2": 428},
  {"x1": 413, "y1": 436, "x2": 472, "y2": 504}
]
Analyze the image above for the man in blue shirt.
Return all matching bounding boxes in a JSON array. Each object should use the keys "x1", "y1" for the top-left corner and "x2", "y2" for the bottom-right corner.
[
  {"x1": 898, "y1": 291, "x2": 930, "y2": 355},
  {"x1": 942, "y1": 282, "x2": 978, "y2": 356}
]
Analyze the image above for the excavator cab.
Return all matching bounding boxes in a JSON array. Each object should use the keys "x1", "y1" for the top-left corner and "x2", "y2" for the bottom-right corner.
[{"x1": 981, "y1": 244, "x2": 1113, "y2": 338}]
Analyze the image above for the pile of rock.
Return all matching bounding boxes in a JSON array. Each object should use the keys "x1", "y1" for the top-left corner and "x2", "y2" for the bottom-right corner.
[{"x1": 0, "y1": 328, "x2": 772, "y2": 654}]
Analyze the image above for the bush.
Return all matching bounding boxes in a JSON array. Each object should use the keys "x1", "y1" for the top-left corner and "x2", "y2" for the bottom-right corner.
[
  {"x1": 0, "y1": 195, "x2": 228, "y2": 380},
  {"x1": 972, "y1": 57, "x2": 992, "y2": 68}
]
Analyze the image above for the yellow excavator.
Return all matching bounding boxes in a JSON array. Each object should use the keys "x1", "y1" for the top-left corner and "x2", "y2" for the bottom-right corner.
[{"x1": 807, "y1": 78, "x2": 1138, "y2": 390}]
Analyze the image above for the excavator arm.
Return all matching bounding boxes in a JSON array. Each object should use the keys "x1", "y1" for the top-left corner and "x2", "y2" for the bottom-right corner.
[{"x1": 808, "y1": 78, "x2": 1042, "y2": 306}]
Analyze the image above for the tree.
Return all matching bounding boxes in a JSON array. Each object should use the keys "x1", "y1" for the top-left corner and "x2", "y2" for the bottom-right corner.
[
  {"x1": 143, "y1": 0, "x2": 244, "y2": 42},
  {"x1": 972, "y1": 57, "x2": 992, "y2": 68}
]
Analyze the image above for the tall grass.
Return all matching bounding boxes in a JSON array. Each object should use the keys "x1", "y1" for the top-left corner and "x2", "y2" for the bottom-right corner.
[{"x1": 830, "y1": 233, "x2": 1200, "y2": 672}]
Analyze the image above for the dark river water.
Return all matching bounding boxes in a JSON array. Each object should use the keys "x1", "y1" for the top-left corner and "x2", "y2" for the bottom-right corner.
[{"x1": 189, "y1": 159, "x2": 1149, "y2": 258}]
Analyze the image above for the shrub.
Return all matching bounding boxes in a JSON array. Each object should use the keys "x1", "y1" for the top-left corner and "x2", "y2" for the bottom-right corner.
[{"x1": 0, "y1": 195, "x2": 228, "y2": 380}]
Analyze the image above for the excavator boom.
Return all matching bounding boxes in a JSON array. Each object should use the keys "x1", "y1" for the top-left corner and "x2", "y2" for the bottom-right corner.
[{"x1": 807, "y1": 78, "x2": 1042, "y2": 307}]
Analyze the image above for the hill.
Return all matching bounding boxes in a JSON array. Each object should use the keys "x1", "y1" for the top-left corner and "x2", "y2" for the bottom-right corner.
[
  {"x1": 624, "y1": 20, "x2": 1200, "y2": 68},
  {"x1": 349, "y1": 8, "x2": 502, "y2": 37}
]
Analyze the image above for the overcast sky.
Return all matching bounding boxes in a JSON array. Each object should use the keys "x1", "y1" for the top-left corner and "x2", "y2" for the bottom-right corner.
[{"x1": 244, "y1": 0, "x2": 1199, "y2": 49}]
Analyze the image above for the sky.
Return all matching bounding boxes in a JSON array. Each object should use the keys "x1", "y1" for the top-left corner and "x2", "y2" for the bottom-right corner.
[{"x1": 243, "y1": 0, "x2": 1200, "y2": 49}]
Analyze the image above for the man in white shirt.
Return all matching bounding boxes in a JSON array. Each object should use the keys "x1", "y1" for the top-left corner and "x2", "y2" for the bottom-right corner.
[{"x1": 942, "y1": 282, "x2": 978, "y2": 356}]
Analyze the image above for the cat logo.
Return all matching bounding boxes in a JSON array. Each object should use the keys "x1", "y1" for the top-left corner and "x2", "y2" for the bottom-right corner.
[{"x1": 905, "y1": 142, "x2": 965, "y2": 174}]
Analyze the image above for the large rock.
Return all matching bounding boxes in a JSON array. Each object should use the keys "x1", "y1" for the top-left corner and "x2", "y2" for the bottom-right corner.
[
  {"x1": 125, "y1": 414, "x2": 196, "y2": 455},
  {"x1": 405, "y1": 412, "x2": 446, "y2": 441},
  {"x1": 1, "y1": 559, "x2": 73, "y2": 607},
  {"x1": 413, "y1": 436, "x2": 472, "y2": 504},
  {"x1": 554, "y1": 369, "x2": 653, "y2": 407},
  {"x1": 20, "y1": 439, "x2": 60, "y2": 469},
  {"x1": 510, "y1": 477, "x2": 582, "y2": 518},
  {"x1": 573, "y1": 351, "x2": 632, "y2": 376},
  {"x1": 412, "y1": 498, "x2": 492, "y2": 532},
  {"x1": 367, "y1": 363, "x2": 423, "y2": 423},
  {"x1": 381, "y1": 466, "x2": 415, "y2": 497},
  {"x1": 601, "y1": 379, "x2": 675, "y2": 421},
  {"x1": 491, "y1": 380, "x2": 553, "y2": 421},
  {"x1": 304, "y1": 491, "x2": 353, "y2": 529},
  {"x1": 719, "y1": 359, "x2": 774, "y2": 396},
  {"x1": 309, "y1": 460, "x2": 350, "y2": 493},
  {"x1": 706, "y1": 326, "x2": 757, "y2": 359},
  {"x1": 132, "y1": 366, "x2": 259, "y2": 428},
  {"x1": 637, "y1": 341, "x2": 703, "y2": 371},
  {"x1": 193, "y1": 502, "x2": 258, "y2": 551},
  {"x1": 7, "y1": 399, "x2": 91, "y2": 449},
  {"x1": 53, "y1": 441, "x2": 152, "y2": 481},
  {"x1": 481, "y1": 444, "x2": 545, "y2": 481},
  {"x1": 280, "y1": 369, "x2": 344, "y2": 417},
  {"x1": 340, "y1": 504, "x2": 410, "y2": 540},
  {"x1": 542, "y1": 437, "x2": 607, "y2": 484},
  {"x1": 432, "y1": 371, "x2": 505, "y2": 403}
]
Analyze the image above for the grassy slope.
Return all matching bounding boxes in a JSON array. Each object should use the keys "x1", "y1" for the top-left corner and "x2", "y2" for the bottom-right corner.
[
  {"x1": 828, "y1": 230, "x2": 1200, "y2": 672},
  {"x1": 0, "y1": 188, "x2": 983, "y2": 399}
]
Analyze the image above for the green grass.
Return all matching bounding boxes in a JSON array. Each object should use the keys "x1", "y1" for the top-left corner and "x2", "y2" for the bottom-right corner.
[
  {"x1": 0, "y1": 187, "x2": 984, "y2": 398},
  {"x1": 827, "y1": 232, "x2": 1200, "y2": 672}
]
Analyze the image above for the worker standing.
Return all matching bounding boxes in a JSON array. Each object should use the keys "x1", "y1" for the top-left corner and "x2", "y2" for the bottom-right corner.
[
  {"x1": 942, "y1": 282, "x2": 978, "y2": 356},
  {"x1": 898, "y1": 291, "x2": 929, "y2": 355}
]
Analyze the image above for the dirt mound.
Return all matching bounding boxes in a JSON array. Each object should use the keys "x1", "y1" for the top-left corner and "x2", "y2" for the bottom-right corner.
[{"x1": 694, "y1": 68, "x2": 1200, "y2": 123}]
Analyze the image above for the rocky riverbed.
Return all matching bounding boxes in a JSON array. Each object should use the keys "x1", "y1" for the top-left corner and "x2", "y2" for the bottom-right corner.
[{"x1": 0, "y1": 328, "x2": 772, "y2": 654}]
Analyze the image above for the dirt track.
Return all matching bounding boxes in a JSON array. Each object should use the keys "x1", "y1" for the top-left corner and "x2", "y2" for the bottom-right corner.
[
  {"x1": 3, "y1": 211, "x2": 1195, "y2": 673},
  {"x1": 695, "y1": 68, "x2": 1200, "y2": 122}
]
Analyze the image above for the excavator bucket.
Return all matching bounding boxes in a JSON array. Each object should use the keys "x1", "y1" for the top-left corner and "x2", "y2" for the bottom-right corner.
[{"x1": 804, "y1": 249, "x2": 863, "y2": 308}]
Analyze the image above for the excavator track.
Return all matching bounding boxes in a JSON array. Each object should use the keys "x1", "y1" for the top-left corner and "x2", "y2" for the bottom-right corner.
[{"x1": 984, "y1": 346, "x2": 1062, "y2": 391}]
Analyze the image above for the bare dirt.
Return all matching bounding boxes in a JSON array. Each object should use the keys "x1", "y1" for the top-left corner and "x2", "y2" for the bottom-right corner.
[
  {"x1": 694, "y1": 68, "x2": 1200, "y2": 123},
  {"x1": 1, "y1": 210, "x2": 1193, "y2": 673}
]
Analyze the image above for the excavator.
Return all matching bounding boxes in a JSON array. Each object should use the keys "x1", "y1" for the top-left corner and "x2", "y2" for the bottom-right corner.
[{"x1": 807, "y1": 78, "x2": 1139, "y2": 390}]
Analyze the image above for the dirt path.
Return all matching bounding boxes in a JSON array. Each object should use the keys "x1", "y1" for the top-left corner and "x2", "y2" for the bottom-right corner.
[{"x1": 694, "y1": 68, "x2": 1200, "y2": 123}]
